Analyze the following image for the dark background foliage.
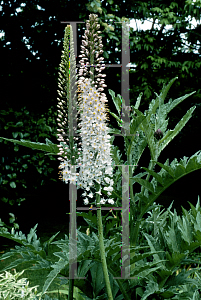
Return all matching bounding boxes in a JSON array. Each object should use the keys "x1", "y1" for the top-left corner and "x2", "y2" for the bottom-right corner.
[{"x1": 0, "y1": 0, "x2": 201, "y2": 233}]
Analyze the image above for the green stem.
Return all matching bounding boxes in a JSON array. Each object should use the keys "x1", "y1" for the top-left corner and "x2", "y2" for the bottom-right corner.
[
  {"x1": 140, "y1": 159, "x2": 155, "y2": 197},
  {"x1": 107, "y1": 266, "x2": 131, "y2": 300},
  {"x1": 133, "y1": 159, "x2": 155, "y2": 248},
  {"x1": 68, "y1": 134, "x2": 75, "y2": 299},
  {"x1": 68, "y1": 278, "x2": 74, "y2": 300},
  {"x1": 128, "y1": 150, "x2": 136, "y2": 218},
  {"x1": 96, "y1": 184, "x2": 114, "y2": 300},
  {"x1": 130, "y1": 158, "x2": 158, "y2": 274},
  {"x1": 128, "y1": 139, "x2": 159, "y2": 272},
  {"x1": 127, "y1": 147, "x2": 138, "y2": 273},
  {"x1": 68, "y1": 165, "x2": 77, "y2": 300}
]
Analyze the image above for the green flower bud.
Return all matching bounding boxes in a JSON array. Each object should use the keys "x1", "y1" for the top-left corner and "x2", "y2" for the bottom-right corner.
[{"x1": 154, "y1": 128, "x2": 163, "y2": 140}]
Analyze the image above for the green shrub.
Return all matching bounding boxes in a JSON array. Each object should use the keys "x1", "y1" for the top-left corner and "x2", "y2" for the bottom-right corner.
[
  {"x1": 0, "y1": 106, "x2": 57, "y2": 208},
  {"x1": 0, "y1": 269, "x2": 40, "y2": 299}
]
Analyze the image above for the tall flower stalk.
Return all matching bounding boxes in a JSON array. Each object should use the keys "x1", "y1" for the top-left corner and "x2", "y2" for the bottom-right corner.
[
  {"x1": 77, "y1": 14, "x2": 114, "y2": 205},
  {"x1": 56, "y1": 25, "x2": 80, "y2": 300},
  {"x1": 77, "y1": 14, "x2": 114, "y2": 300},
  {"x1": 57, "y1": 15, "x2": 115, "y2": 299},
  {"x1": 57, "y1": 25, "x2": 80, "y2": 183}
]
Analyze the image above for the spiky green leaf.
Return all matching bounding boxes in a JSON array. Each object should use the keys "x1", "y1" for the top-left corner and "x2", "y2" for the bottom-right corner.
[
  {"x1": 131, "y1": 151, "x2": 201, "y2": 219},
  {"x1": 158, "y1": 106, "x2": 196, "y2": 152},
  {"x1": 108, "y1": 89, "x2": 122, "y2": 116},
  {"x1": 0, "y1": 137, "x2": 59, "y2": 155}
]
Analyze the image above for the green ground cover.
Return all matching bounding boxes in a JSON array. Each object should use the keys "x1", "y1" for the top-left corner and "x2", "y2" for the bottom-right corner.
[{"x1": 0, "y1": 221, "x2": 88, "y2": 299}]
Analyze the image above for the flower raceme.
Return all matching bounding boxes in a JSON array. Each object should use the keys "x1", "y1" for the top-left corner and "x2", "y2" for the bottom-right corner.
[
  {"x1": 76, "y1": 16, "x2": 116, "y2": 298},
  {"x1": 77, "y1": 77, "x2": 114, "y2": 205},
  {"x1": 75, "y1": 14, "x2": 115, "y2": 205},
  {"x1": 57, "y1": 14, "x2": 115, "y2": 206},
  {"x1": 78, "y1": 14, "x2": 107, "y2": 97},
  {"x1": 57, "y1": 25, "x2": 81, "y2": 186}
]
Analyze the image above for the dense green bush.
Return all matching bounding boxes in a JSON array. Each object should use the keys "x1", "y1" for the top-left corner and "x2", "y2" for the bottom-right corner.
[{"x1": 0, "y1": 106, "x2": 58, "y2": 208}]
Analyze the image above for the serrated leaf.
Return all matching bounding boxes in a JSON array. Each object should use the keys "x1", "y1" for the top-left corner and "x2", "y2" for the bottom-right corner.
[
  {"x1": 108, "y1": 128, "x2": 123, "y2": 137},
  {"x1": 130, "y1": 250, "x2": 166, "y2": 266},
  {"x1": 158, "y1": 106, "x2": 196, "y2": 152},
  {"x1": 0, "y1": 137, "x2": 59, "y2": 155},
  {"x1": 131, "y1": 261, "x2": 167, "y2": 278},
  {"x1": 108, "y1": 89, "x2": 122, "y2": 116},
  {"x1": 109, "y1": 111, "x2": 122, "y2": 126},
  {"x1": 0, "y1": 224, "x2": 60, "y2": 273},
  {"x1": 186, "y1": 151, "x2": 201, "y2": 172},
  {"x1": 130, "y1": 109, "x2": 146, "y2": 135},
  {"x1": 194, "y1": 211, "x2": 201, "y2": 233},
  {"x1": 90, "y1": 262, "x2": 105, "y2": 297},
  {"x1": 166, "y1": 90, "x2": 196, "y2": 114},
  {"x1": 158, "y1": 77, "x2": 178, "y2": 105},
  {"x1": 140, "y1": 167, "x2": 164, "y2": 186},
  {"x1": 151, "y1": 160, "x2": 175, "y2": 178},
  {"x1": 76, "y1": 211, "x2": 97, "y2": 228},
  {"x1": 165, "y1": 268, "x2": 200, "y2": 289},
  {"x1": 133, "y1": 92, "x2": 143, "y2": 110},
  {"x1": 174, "y1": 164, "x2": 186, "y2": 178},
  {"x1": 105, "y1": 218, "x2": 119, "y2": 236},
  {"x1": 0, "y1": 224, "x2": 40, "y2": 251},
  {"x1": 179, "y1": 215, "x2": 193, "y2": 245},
  {"x1": 41, "y1": 259, "x2": 69, "y2": 297},
  {"x1": 141, "y1": 281, "x2": 159, "y2": 300},
  {"x1": 78, "y1": 260, "x2": 97, "y2": 278},
  {"x1": 130, "y1": 178, "x2": 155, "y2": 194},
  {"x1": 130, "y1": 152, "x2": 201, "y2": 219}
]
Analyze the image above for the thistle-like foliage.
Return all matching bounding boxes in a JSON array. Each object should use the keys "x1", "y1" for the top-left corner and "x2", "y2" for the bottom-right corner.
[{"x1": 57, "y1": 25, "x2": 81, "y2": 184}]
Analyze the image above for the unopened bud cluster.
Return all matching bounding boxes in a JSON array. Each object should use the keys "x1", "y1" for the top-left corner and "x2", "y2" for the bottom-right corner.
[
  {"x1": 78, "y1": 14, "x2": 107, "y2": 99},
  {"x1": 57, "y1": 25, "x2": 81, "y2": 184}
]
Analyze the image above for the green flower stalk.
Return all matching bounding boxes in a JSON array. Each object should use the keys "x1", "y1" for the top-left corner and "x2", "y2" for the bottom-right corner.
[
  {"x1": 56, "y1": 24, "x2": 80, "y2": 300},
  {"x1": 77, "y1": 14, "x2": 114, "y2": 300},
  {"x1": 56, "y1": 14, "x2": 115, "y2": 300},
  {"x1": 57, "y1": 25, "x2": 81, "y2": 184},
  {"x1": 76, "y1": 14, "x2": 114, "y2": 206},
  {"x1": 56, "y1": 15, "x2": 115, "y2": 300},
  {"x1": 78, "y1": 14, "x2": 107, "y2": 94}
]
